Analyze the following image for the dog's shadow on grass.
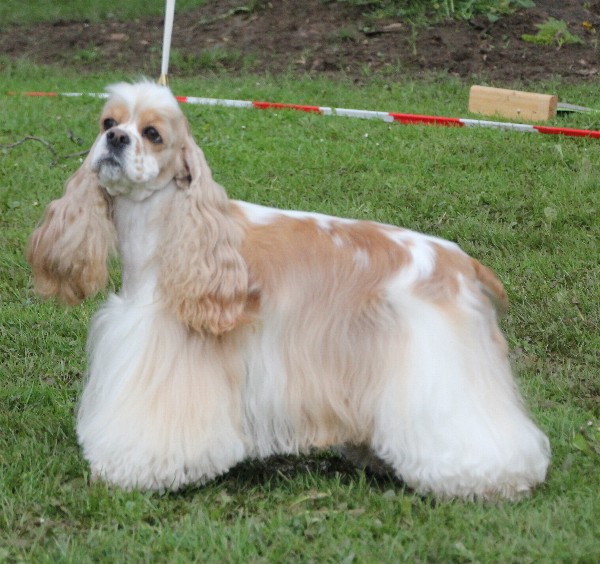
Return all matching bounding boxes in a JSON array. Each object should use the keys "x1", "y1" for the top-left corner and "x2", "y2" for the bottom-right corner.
[{"x1": 172, "y1": 451, "x2": 415, "y2": 502}]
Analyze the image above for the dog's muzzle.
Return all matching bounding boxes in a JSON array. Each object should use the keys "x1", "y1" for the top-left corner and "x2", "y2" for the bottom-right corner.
[{"x1": 106, "y1": 128, "x2": 130, "y2": 154}]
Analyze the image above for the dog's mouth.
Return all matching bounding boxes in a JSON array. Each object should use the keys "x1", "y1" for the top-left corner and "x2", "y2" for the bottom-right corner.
[
  {"x1": 92, "y1": 154, "x2": 160, "y2": 201},
  {"x1": 91, "y1": 154, "x2": 131, "y2": 195},
  {"x1": 93, "y1": 155, "x2": 122, "y2": 172}
]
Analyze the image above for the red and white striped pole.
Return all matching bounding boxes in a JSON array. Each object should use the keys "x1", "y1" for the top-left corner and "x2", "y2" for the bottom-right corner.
[{"x1": 12, "y1": 90, "x2": 600, "y2": 140}]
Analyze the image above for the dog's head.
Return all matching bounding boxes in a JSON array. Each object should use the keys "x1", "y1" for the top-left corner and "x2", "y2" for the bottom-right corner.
[
  {"x1": 28, "y1": 81, "x2": 248, "y2": 334},
  {"x1": 91, "y1": 82, "x2": 189, "y2": 201}
]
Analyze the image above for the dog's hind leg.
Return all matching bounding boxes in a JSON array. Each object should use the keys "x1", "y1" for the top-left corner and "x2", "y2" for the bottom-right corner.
[{"x1": 370, "y1": 289, "x2": 550, "y2": 500}]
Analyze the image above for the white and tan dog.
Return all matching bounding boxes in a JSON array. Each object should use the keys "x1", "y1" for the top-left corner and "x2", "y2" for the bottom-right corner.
[{"x1": 27, "y1": 81, "x2": 550, "y2": 499}]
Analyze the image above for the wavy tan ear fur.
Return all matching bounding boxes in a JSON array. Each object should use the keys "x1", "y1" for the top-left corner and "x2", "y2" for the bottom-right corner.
[
  {"x1": 26, "y1": 146, "x2": 116, "y2": 305},
  {"x1": 158, "y1": 135, "x2": 248, "y2": 335}
]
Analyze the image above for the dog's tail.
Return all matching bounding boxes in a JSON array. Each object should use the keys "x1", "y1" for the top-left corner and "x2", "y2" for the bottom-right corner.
[{"x1": 471, "y1": 258, "x2": 509, "y2": 315}]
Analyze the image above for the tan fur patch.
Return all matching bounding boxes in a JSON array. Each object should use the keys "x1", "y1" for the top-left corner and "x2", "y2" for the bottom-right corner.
[
  {"x1": 237, "y1": 211, "x2": 410, "y2": 447},
  {"x1": 99, "y1": 103, "x2": 130, "y2": 131},
  {"x1": 136, "y1": 108, "x2": 180, "y2": 152},
  {"x1": 240, "y1": 215, "x2": 410, "y2": 303},
  {"x1": 415, "y1": 242, "x2": 508, "y2": 315},
  {"x1": 415, "y1": 242, "x2": 466, "y2": 303}
]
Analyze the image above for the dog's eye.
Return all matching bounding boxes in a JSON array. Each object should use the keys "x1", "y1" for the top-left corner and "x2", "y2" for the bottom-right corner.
[
  {"x1": 143, "y1": 126, "x2": 163, "y2": 144},
  {"x1": 103, "y1": 118, "x2": 118, "y2": 131}
]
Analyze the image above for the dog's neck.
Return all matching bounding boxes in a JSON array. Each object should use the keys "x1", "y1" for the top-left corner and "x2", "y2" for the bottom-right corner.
[{"x1": 112, "y1": 182, "x2": 177, "y2": 301}]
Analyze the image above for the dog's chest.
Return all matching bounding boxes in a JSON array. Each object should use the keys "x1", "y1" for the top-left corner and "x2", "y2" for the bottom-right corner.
[{"x1": 113, "y1": 186, "x2": 175, "y2": 299}]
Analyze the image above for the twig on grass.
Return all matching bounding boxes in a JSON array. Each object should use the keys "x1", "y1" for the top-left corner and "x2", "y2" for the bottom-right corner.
[
  {"x1": 0, "y1": 135, "x2": 89, "y2": 164},
  {"x1": 1, "y1": 135, "x2": 58, "y2": 158},
  {"x1": 67, "y1": 128, "x2": 84, "y2": 146},
  {"x1": 60, "y1": 149, "x2": 90, "y2": 160},
  {"x1": 192, "y1": 5, "x2": 251, "y2": 29}
]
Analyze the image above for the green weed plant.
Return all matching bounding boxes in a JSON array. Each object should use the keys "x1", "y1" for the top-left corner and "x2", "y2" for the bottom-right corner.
[{"x1": 522, "y1": 18, "x2": 584, "y2": 48}]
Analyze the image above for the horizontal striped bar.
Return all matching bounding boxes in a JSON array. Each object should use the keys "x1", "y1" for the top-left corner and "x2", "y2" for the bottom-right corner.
[{"x1": 10, "y1": 90, "x2": 600, "y2": 140}]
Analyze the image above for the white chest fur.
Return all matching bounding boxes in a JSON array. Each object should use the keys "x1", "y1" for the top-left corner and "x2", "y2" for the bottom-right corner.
[{"x1": 113, "y1": 184, "x2": 176, "y2": 301}]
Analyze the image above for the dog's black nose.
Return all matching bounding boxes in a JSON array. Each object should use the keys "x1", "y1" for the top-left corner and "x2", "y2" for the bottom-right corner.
[{"x1": 106, "y1": 128, "x2": 130, "y2": 152}]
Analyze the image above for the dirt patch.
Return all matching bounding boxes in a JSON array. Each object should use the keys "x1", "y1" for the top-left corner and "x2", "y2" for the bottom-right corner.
[{"x1": 1, "y1": 0, "x2": 599, "y2": 83}]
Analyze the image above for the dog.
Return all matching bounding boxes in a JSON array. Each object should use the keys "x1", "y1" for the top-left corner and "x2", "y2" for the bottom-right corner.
[{"x1": 27, "y1": 81, "x2": 550, "y2": 499}]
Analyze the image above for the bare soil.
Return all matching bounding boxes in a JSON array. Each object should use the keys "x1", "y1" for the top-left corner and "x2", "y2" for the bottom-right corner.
[{"x1": 1, "y1": 0, "x2": 599, "y2": 82}]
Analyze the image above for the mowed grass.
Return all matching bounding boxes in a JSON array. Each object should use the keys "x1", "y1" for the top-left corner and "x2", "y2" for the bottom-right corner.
[
  {"x1": 0, "y1": 0, "x2": 205, "y2": 25},
  {"x1": 1, "y1": 61, "x2": 599, "y2": 561}
]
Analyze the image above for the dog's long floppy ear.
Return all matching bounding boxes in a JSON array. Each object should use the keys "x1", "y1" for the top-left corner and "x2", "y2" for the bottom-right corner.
[
  {"x1": 26, "y1": 141, "x2": 116, "y2": 305},
  {"x1": 158, "y1": 133, "x2": 248, "y2": 335}
]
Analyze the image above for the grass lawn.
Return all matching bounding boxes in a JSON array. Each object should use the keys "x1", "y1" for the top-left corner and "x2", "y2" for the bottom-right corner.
[
  {"x1": 0, "y1": 0, "x2": 205, "y2": 24},
  {"x1": 1, "y1": 57, "x2": 599, "y2": 561}
]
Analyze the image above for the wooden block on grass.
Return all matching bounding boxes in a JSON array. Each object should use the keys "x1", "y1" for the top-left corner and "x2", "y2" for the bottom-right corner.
[{"x1": 468, "y1": 85, "x2": 558, "y2": 121}]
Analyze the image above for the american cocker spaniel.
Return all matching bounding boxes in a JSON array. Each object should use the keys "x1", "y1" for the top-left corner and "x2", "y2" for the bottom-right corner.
[{"x1": 27, "y1": 81, "x2": 550, "y2": 499}]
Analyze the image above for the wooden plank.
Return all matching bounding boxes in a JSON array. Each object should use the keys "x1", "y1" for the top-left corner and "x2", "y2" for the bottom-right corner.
[{"x1": 468, "y1": 85, "x2": 558, "y2": 121}]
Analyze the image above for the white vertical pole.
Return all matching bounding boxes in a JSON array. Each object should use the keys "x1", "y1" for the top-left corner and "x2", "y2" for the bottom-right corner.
[{"x1": 158, "y1": 0, "x2": 176, "y2": 85}]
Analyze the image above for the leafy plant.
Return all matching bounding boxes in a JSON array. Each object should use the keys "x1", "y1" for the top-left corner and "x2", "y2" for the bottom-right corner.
[
  {"x1": 438, "y1": 0, "x2": 536, "y2": 22},
  {"x1": 334, "y1": 0, "x2": 535, "y2": 24},
  {"x1": 522, "y1": 17, "x2": 584, "y2": 48}
]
